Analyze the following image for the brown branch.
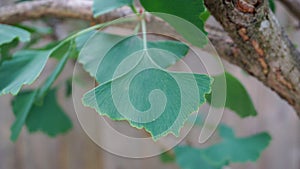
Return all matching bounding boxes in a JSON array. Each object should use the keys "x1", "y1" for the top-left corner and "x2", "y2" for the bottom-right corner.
[
  {"x1": 279, "y1": 0, "x2": 300, "y2": 21},
  {"x1": 0, "y1": 0, "x2": 131, "y2": 24},
  {"x1": 0, "y1": 0, "x2": 299, "y2": 116},
  {"x1": 205, "y1": 0, "x2": 300, "y2": 116}
]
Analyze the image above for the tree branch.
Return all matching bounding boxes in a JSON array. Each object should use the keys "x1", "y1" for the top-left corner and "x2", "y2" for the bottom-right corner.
[
  {"x1": 0, "y1": 0, "x2": 131, "y2": 24},
  {"x1": 205, "y1": 0, "x2": 300, "y2": 116},
  {"x1": 0, "y1": 0, "x2": 299, "y2": 116}
]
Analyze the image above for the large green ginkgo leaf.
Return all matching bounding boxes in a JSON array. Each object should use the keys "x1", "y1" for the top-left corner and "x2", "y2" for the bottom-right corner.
[
  {"x1": 0, "y1": 50, "x2": 51, "y2": 95},
  {"x1": 0, "y1": 24, "x2": 30, "y2": 45},
  {"x1": 203, "y1": 125, "x2": 272, "y2": 164},
  {"x1": 82, "y1": 36, "x2": 212, "y2": 140}
]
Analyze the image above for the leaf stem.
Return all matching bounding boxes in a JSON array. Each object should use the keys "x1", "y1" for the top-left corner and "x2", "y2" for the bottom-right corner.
[
  {"x1": 130, "y1": 4, "x2": 139, "y2": 16},
  {"x1": 55, "y1": 16, "x2": 138, "y2": 50},
  {"x1": 141, "y1": 16, "x2": 148, "y2": 50},
  {"x1": 36, "y1": 43, "x2": 72, "y2": 101},
  {"x1": 133, "y1": 22, "x2": 141, "y2": 35}
]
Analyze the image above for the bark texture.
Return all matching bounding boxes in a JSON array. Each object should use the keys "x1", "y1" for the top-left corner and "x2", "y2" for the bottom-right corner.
[
  {"x1": 205, "y1": 0, "x2": 300, "y2": 116},
  {"x1": 0, "y1": 0, "x2": 299, "y2": 116}
]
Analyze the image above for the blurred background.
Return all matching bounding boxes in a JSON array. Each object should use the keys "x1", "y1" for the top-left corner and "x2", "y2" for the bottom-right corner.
[{"x1": 0, "y1": 0, "x2": 299, "y2": 169}]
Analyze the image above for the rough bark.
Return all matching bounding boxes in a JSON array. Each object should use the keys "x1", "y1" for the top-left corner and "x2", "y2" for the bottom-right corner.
[
  {"x1": 0, "y1": 0, "x2": 299, "y2": 116},
  {"x1": 205, "y1": 0, "x2": 300, "y2": 116}
]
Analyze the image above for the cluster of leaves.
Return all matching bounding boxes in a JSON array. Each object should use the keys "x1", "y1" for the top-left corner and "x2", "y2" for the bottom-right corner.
[
  {"x1": 161, "y1": 124, "x2": 271, "y2": 169},
  {"x1": 0, "y1": 24, "x2": 74, "y2": 141},
  {"x1": 0, "y1": 0, "x2": 272, "y2": 167}
]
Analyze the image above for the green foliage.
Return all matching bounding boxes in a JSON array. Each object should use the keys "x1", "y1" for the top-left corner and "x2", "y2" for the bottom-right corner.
[
  {"x1": 206, "y1": 72, "x2": 257, "y2": 118},
  {"x1": 0, "y1": 50, "x2": 50, "y2": 95},
  {"x1": 9, "y1": 43, "x2": 73, "y2": 141},
  {"x1": 140, "y1": 0, "x2": 208, "y2": 48},
  {"x1": 82, "y1": 36, "x2": 212, "y2": 140},
  {"x1": 10, "y1": 90, "x2": 37, "y2": 141},
  {"x1": 160, "y1": 151, "x2": 176, "y2": 163},
  {"x1": 93, "y1": 0, "x2": 134, "y2": 17},
  {"x1": 1, "y1": 5, "x2": 270, "y2": 167},
  {"x1": 0, "y1": 24, "x2": 30, "y2": 45},
  {"x1": 203, "y1": 125, "x2": 271, "y2": 164},
  {"x1": 174, "y1": 146, "x2": 222, "y2": 169},
  {"x1": 200, "y1": 9, "x2": 211, "y2": 22},
  {"x1": 11, "y1": 89, "x2": 72, "y2": 141},
  {"x1": 0, "y1": 39, "x2": 19, "y2": 63},
  {"x1": 76, "y1": 31, "x2": 124, "y2": 78},
  {"x1": 140, "y1": 0, "x2": 206, "y2": 32},
  {"x1": 172, "y1": 125, "x2": 271, "y2": 169},
  {"x1": 269, "y1": 0, "x2": 276, "y2": 13}
]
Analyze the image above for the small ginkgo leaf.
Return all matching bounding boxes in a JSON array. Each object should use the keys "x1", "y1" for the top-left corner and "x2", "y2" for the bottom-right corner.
[
  {"x1": 206, "y1": 72, "x2": 257, "y2": 118},
  {"x1": 174, "y1": 146, "x2": 223, "y2": 169},
  {"x1": 76, "y1": 33, "x2": 189, "y2": 81},
  {"x1": 12, "y1": 89, "x2": 72, "y2": 139},
  {"x1": 0, "y1": 24, "x2": 31, "y2": 45},
  {"x1": 93, "y1": 0, "x2": 134, "y2": 17},
  {"x1": 82, "y1": 46, "x2": 212, "y2": 140},
  {"x1": 203, "y1": 125, "x2": 272, "y2": 164},
  {"x1": 0, "y1": 50, "x2": 51, "y2": 96}
]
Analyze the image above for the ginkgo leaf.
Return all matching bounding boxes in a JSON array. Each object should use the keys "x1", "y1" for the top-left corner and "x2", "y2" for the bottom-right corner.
[
  {"x1": 93, "y1": 0, "x2": 134, "y2": 17},
  {"x1": 76, "y1": 33, "x2": 189, "y2": 81},
  {"x1": 140, "y1": 0, "x2": 206, "y2": 32},
  {"x1": 10, "y1": 43, "x2": 73, "y2": 141},
  {"x1": 0, "y1": 50, "x2": 51, "y2": 96},
  {"x1": 82, "y1": 45, "x2": 212, "y2": 140},
  {"x1": 12, "y1": 89, "x2": 72, "y2": 139},
  {"x1": 206, "y1": 72, "x2": 257, "y2": 118},
  {"x1": 140, "y1": 0, "x2": 208, "y2": 48},
  {"x1": 0, "y1": 24, "x2": 31, "y2": 45},
  {"x1": 203, "y1": 125, "x2": 272, "y2": 164},
  {"x1": 174, "y1": 146, "x2": 223, "y2": 169}
]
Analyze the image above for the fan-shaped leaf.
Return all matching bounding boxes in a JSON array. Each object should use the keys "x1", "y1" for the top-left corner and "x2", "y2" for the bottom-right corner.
[
  {"x1": 203, "y1": 125, "x2": 271, "y2": 164},
  {"x1": 0, "y1": 50, "x2": 51, "y2": 95},
  {"x1": 11, "y1": 89, "x2": 72, "y2": 140},
  {"x1": 82, "y1": 36, "x2": 212, "y2": 140}
]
